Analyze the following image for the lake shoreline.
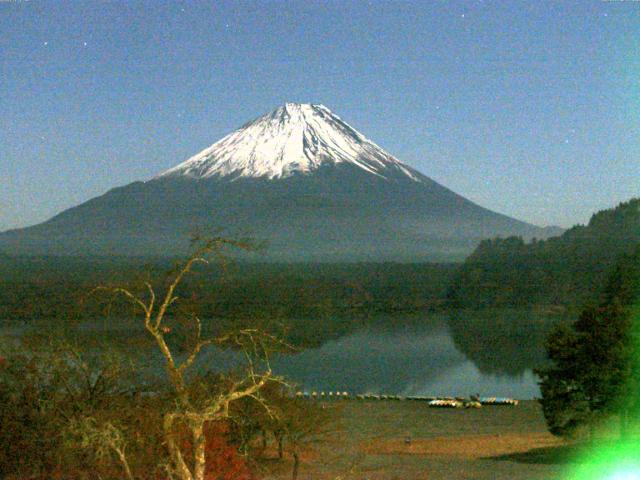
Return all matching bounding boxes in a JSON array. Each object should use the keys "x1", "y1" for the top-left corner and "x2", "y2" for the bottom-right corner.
[{"x1": 264, "y1": 399, "x2": 570, "y2": 479}]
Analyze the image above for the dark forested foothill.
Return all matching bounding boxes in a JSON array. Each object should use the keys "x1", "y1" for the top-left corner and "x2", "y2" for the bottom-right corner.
[
  {"x1": 447, "y1": 199, "x2": 640, "y2": 310},
  {"x1": 0, "y1": 258, "x2": 457, "y2": 347}
]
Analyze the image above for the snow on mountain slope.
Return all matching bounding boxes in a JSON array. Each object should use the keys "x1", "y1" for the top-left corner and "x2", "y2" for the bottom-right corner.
[{"x1": 159, "y1": 103, "x2": 422, "y2": 182}]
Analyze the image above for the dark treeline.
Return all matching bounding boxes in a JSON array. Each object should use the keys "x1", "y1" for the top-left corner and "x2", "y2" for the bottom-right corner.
[
  {"x1": 0, "y1": 257, "x2": 457, "y2": 344},
  {"x1": 447, "y1": 198, "x2": 640, "y2": 310}
]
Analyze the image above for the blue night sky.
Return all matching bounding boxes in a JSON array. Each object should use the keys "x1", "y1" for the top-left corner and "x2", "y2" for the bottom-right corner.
[{"x1": 1, "y1": 0, "x2": 638, "y2": 231}]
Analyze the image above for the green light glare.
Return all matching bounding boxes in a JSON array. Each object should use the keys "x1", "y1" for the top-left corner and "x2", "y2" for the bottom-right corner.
[
  {"x1": 565, "y1": 441, "x2": 640, "y2": 480},
  {"x1": 609, "y1": 471, "x2": 640, "y2": 480},
  {"x1": 561, "y1": 249, "x2": 640, "y2": 479}
]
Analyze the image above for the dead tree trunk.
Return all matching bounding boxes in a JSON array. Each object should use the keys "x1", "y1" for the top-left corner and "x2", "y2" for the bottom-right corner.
[
  {"x1": 277, "y1": 433, "x2": 284, "y2": 460},
  {"x1": 292, "y1": 450, "x2": 300, "y2": 480},
  {"x1": 164, "y1": 414, "x2": 193, "y2": 480},
  {"x1": 192, "y1": 420, "x2": 206, "y2": 480}
]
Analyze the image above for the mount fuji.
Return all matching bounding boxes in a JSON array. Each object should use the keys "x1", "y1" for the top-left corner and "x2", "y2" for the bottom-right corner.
[{"x1": 0, "y1": 103, "x2": 559, "y2": 261}]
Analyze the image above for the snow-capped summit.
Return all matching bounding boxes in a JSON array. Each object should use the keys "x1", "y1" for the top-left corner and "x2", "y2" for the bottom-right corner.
[{"x1": 159, "y1": 103, "x2": 421, "y2": 181}]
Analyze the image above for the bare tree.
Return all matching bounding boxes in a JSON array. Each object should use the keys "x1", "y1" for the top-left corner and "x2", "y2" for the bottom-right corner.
[
  {"x1": 0, "y1": 334, "x2": 142, "y2": 479},
  {"x1": 67, "y1": 416, "x2": 135, "y2": 480},
  {"x1": 281, "y1": 397, "x2": 332, "y2": 480},
  {"x1": 231, "y1": 384, "x2": 333, "y2": 480},
  {"x1": 97, "y1": 237, "x2": 284, "y2": 480}
]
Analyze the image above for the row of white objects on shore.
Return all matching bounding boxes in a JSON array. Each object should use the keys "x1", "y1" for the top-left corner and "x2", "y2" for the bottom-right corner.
[{"x1": 294, "y1": 391, "x2": 519, "y2": 407}]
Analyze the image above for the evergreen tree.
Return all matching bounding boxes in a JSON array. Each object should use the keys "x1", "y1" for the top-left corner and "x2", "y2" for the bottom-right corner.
[
  {"x1": 536, "y1": 245, "x2": 640, "y2": 437},
  {"x1": 536, "y1": 321, "x2": 593, "y2": 436}
]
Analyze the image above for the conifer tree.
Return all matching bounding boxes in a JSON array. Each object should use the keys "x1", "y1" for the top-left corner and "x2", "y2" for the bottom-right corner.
[{"x1": 537, "y1": 245, "x2": 640, "y2": 437}]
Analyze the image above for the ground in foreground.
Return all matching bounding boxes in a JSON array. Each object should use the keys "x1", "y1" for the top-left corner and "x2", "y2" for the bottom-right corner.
[{"x1": 261, "y1": 400, "x2": 573, "y2": 480}]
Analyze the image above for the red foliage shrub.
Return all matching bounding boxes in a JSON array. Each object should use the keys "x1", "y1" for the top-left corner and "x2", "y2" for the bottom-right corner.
[{"x1": 173, "y1": 421, "x2": 257, "y2": 480}]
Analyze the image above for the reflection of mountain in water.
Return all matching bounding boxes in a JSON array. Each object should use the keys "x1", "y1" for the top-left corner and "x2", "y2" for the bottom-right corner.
[
  {"x1": 446, "y1": 309, "x2": 567, "y2": 376},
  {"x1": 270, "y1": 312, "x2": 563, "y2": 398},
  {"x1": 273, "y1": 318, "x2": 466, "y2": 395}
]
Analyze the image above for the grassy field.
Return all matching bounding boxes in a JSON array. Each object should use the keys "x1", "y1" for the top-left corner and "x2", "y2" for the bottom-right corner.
[{"x1": 261, "y1": 400, "x2": 574, "y2": 480}]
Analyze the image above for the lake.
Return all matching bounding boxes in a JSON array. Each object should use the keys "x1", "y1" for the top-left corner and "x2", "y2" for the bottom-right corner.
[
  {"x1": 271, "y1": 312, "x2": 560, "y2": 399},
  {"x1": 0, "y1": 309, "x2": 565, "y2": 400}
]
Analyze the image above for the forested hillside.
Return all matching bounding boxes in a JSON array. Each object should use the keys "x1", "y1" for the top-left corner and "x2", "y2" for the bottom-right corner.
[
  {"x1": 447, "y1": 198, "x2": 640, "y2": 310},
  {"x1": 0, "y1": 257, "x2": 455, "y2": 325}
]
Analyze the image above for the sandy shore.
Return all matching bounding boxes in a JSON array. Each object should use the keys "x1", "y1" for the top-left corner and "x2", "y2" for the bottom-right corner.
[{"x1": 262, "y1": 400, "x2": 571, "y2": 480}]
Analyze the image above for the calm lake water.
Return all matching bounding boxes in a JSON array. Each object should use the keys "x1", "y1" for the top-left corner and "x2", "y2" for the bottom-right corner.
[
  {"x1": 192, "y1": 310, "x2": 563, "y2": 400},
  {"x1": 0, "y1": 310, "x2": 565, "y2": 400},
  {"x1": 270, "y1": 315, "x2": 552, "y2": 399}
]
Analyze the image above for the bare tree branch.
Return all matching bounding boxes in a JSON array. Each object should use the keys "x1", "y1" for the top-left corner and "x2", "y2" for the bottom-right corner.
[{"x1": 91, "y1": 236, "x2": 280, "y2": 480}]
